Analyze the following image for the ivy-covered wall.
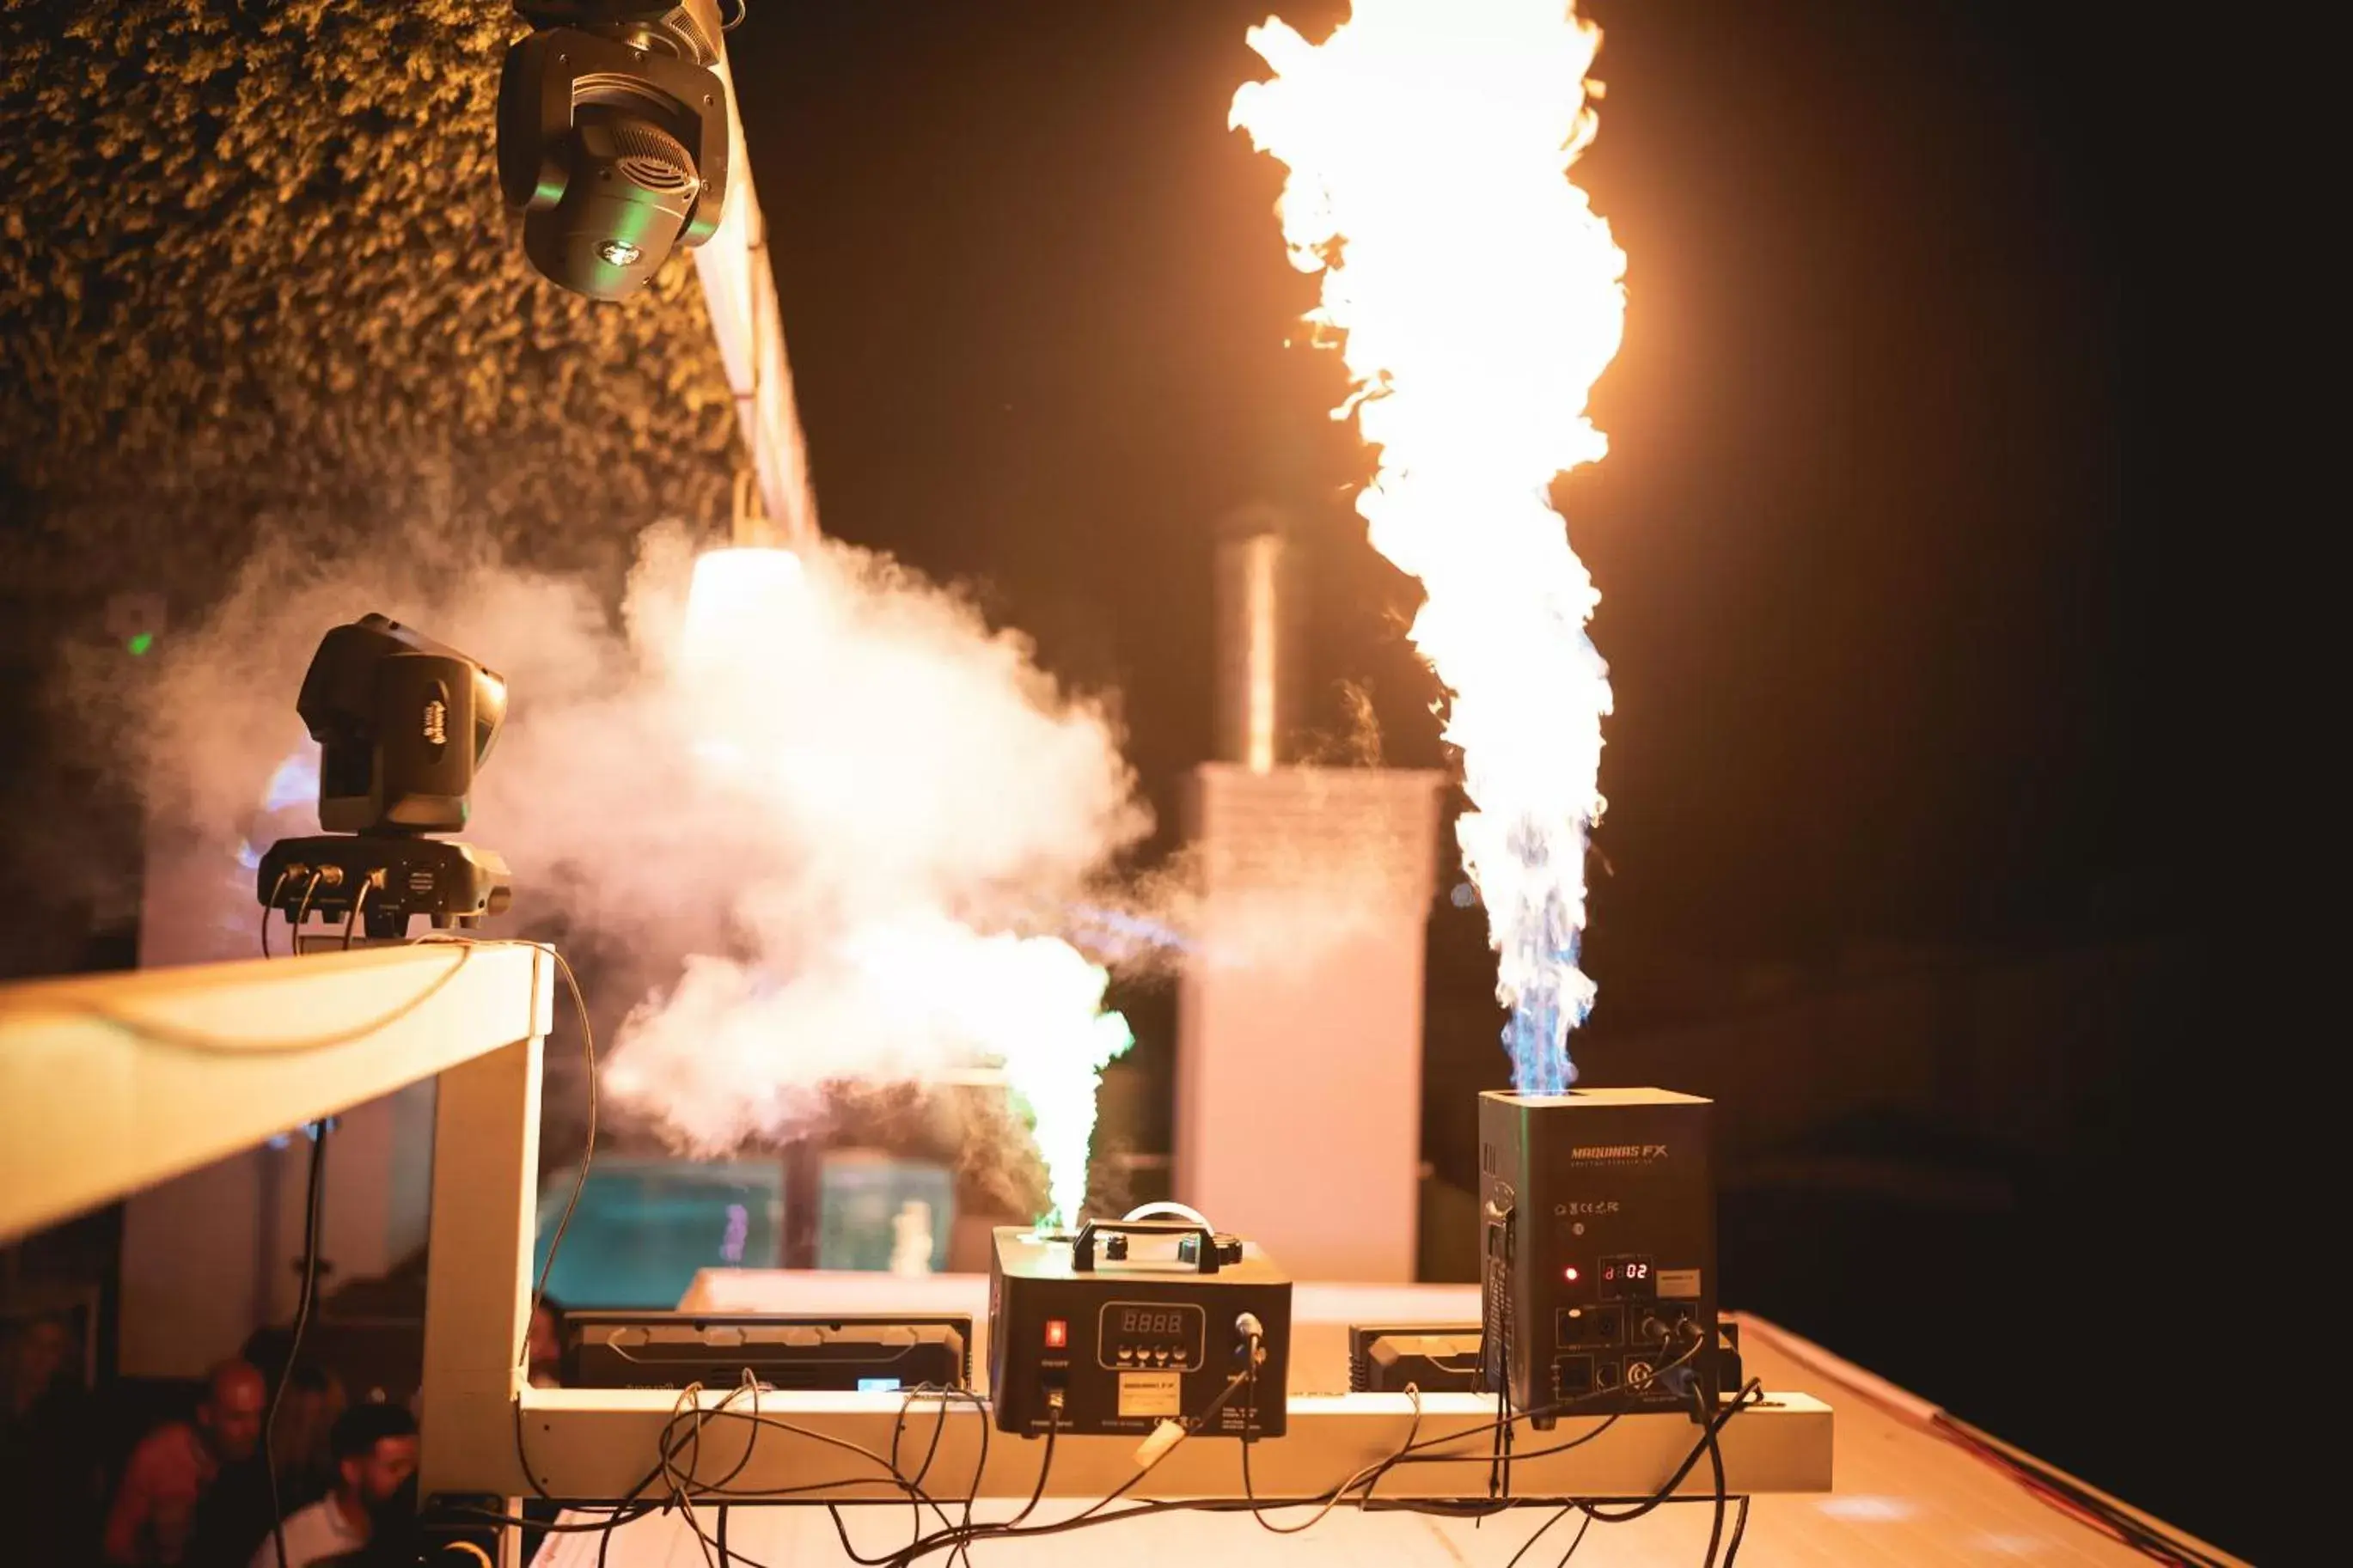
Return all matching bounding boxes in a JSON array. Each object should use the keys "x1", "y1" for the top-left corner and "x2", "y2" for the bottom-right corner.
[
  {"x1": 0, "y1": 0, "x2": 743, "y2": 602},
  {"x1": 0, "y1": 0, "x2": 749, "y2": 973}
]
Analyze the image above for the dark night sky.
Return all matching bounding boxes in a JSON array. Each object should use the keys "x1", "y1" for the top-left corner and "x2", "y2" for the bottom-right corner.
[{"x1": 725, "y1": 0, "x2": 2162, "y2": 964}]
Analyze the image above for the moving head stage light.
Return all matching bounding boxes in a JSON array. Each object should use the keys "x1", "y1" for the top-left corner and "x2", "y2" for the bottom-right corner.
[
  {"x1": 257, "y1": 614, "x2": 514, "y2": 945},
  {"x1": 497, "y1": 0, "x2": 743, "y2": 300}
]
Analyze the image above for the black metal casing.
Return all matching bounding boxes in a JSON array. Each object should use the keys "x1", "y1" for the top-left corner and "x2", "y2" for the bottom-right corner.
[
  {"x1": 496, "y1": 1, "x2": 733, "y2": 300},
  {"x1": 565, "y1": 1312, "x2": 971, "y2": 1392},
  {"x1": 298, "y1": 613, "x2": 506, "y2": 837},
  {"x1": 1351, "y1": 1320, "x2": 1745, "y2": 1402},
  {"x1": 1348, "y1": 1324, "x2": 1486, "y2": 1394},
  {"x1": 1479, "y1": 1089, "x2": 1722, "y2": 1425},
  {"x1": 988, "y1": 1223, "x2": 1291, "y2": 1438},
  {"x1": 257, "y1": 836, "x2": 512, "y2": 940}
]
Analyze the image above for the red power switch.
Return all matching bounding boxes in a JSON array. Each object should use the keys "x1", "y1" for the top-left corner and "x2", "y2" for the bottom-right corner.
[{"x1": 1044, "y1": 1319, "x2": 1068, "y2": 1350}]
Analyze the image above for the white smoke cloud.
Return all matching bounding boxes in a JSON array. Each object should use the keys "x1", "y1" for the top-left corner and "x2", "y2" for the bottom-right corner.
[
  {"x1": 106, "y1": 508, "x2": 1435, "y2": 1225},
  {"x1": 605, "y1": 917, "x2": 1137, "y2": 1225},
  {"x1": 118, "y1": 523, "x2": 1152, "y2": 1223},
  {"x1": 585, "y1": 533, "x2": 1152, "y2": 1223}
]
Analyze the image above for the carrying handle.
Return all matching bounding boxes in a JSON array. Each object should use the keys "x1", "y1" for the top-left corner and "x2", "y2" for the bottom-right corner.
[{"x1": 1070, "y1": 1217, "x2": 1221, "y2": 1275}]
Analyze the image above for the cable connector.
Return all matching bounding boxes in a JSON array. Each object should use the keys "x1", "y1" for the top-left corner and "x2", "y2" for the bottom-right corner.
[{"x1": 1133, "y1": 1419, "x2": 1186, "y2": 1470}]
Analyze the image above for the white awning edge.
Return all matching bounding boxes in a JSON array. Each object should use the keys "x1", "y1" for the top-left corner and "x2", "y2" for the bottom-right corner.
[{"x1": 695, "y1": 50, "x2": 818, "y2": 548}]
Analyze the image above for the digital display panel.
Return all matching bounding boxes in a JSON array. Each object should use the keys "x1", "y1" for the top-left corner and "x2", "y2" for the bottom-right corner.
[
  {"x1": 1598, "y1": 1255, "x2": 1657, "y2": 1300},
  {"x1": 1097, "y1": 1301, "x2": 1206, "y2": 1371}
]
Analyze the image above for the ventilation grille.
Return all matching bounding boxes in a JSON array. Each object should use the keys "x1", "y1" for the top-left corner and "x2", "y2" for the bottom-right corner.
[
  {"x1": 1482, "y1": 1254, "x2": 1511, "y2": 1393},
  {"x1": 659, "y1": 3, "x2": 720, "y2": 64},
  {"x1": 611, "y1": 120, "x2": 694, "y2": 192}
]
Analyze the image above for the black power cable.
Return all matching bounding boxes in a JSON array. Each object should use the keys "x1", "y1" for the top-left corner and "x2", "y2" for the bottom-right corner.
[
  {"x1": 510, "y1": 940, "x2": 598, "y2": 1374},
  {"x1": 461, "y1": 1376, "x2": 967, "y2": 1547},
  {"x1": 1723, "y1": 1496, "x2": 1751, "y2": 1565},
  {"x1": 404, "y1": 936, "x2": 673, "y2": 1568},
  {"x1": 828, "y1": 1346, "x2": 1265, "y2": 1568},
  {"x1": 887, "y1": 1386, "x2": 989, "y2": 1567},
  {"x1": 260, "y1": 869, "x2": 291, "y2": 959},
  {"x1": 407, "y1": 937, "x2": 600, "y2": 1470},
  {"x1": 339, "y1": 879, "x2": 370, "y2": 949},
  {"x1": 1385, "y1": 1319, "x2": 1703, "y2": 1473},
  {"x1": 1575, "y1": 1378, "x2": 1762, "y2": 1528},
  {"x1": 1503, "y1": 1504, "x2": 1574, "y2": 1567},
  {"x1": 262, "y1": 1117, "x2": 330, "y2": 1568},
  {"x1": 1213, "y1": 1321, "x2": 1707, "y2": 1547},
  {"x1": 1240, "y1": 1380, "x2": 1426, "y2": 1535},
  {"x1": 83, "y1": 943, "x2": 472, "y2": 1054},
  {"x1": 492, "y1": 1309, "x2": 1749, "y2": 1566},
  {"x1": 852, "y1": 1325, "x2": 1739, "y2": 1568},
  {"x1": 1004, "y1": 1406, "x2": 1059, "y2": 1528},
  {"x1": 1693, "y1": 1379, "x2": 1730, "y2": 1568}
]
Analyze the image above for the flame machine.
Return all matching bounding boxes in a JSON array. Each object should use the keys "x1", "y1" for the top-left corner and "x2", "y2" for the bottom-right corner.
[{"x1": 1479, "y1": 1089, "x2": 1726, "y2": 1425}]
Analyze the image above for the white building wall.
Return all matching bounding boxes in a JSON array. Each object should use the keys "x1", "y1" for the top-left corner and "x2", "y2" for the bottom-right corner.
[{"x1": 1175, "y1": 764, "x2": 1442, "y2": 1283}]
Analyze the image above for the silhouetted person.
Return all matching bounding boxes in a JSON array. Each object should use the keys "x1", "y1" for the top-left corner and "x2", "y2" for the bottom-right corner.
[
  {"x1": 102, "y1": 1358, "x2": 266, "y2": 1565},
  {"x1": 206, "y1": 1330, "x2": 347, "y2": 1563},
  {"x1": 2, "y1": 1313, "x2": 76, "y2": 1417},
  {"x1": 517, "y1": 1297, "x2": 568, "y2": 1559},
  {"x1": 527, "y1": 1297, "x2": 565, "y2": 1389},
  {"x1": 247, "y1": 1401, "x2": 417, "y2": 1568},
  {"x1": 1, "y1": 1313, "x2": 100, "y2": 1566}
]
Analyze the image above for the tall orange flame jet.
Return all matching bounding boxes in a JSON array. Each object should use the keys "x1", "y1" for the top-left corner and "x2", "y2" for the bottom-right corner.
[{"x1": 1232, "y1": 1, "x2": 1627, "y2": 1093}]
